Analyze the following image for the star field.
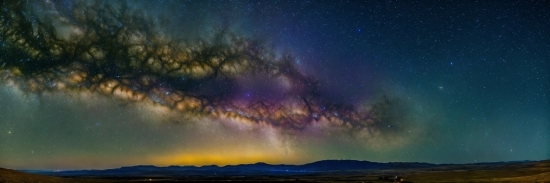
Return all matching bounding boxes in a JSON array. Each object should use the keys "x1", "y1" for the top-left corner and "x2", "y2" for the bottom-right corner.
[{"x1": 0, "y1": 0, "x2": 548, "y2": 169}]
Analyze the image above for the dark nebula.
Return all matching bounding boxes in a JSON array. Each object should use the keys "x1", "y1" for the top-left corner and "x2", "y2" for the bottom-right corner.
[
  {"x1": 0, "y1": 1, "x2": 407, "y2": 136},
  {"x1": 0, "y1": 0, "x2": 547, "y2": 169}
]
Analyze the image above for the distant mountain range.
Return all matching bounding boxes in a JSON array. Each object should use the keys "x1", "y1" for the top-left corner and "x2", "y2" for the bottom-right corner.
[{"x1": 26, "y1": 160, "x2": 533, "y2": 177}]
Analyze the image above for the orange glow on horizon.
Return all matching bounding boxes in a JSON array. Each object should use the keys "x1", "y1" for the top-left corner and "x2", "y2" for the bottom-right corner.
[{"x1": 150, "y1": 151, "x2": 304, "y2": 166}]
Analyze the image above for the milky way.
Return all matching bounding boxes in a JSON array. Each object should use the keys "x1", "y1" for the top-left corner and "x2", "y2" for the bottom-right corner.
[
  {"x1": 1, "y1": 0, "x2": 548, "y2": 169},
  {"x1": 1, "y1": 1, "x2": 414, "y2": 138}
]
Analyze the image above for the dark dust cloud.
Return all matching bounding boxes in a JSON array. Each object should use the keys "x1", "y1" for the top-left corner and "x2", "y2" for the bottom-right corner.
[{"x1": 0, "y1": 0, "x2": 548, "y2": 169}]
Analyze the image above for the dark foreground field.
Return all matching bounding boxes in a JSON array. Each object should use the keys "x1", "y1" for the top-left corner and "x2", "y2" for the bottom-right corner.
[{"x1": 2, "y1": 160, "x2": 549, "y2": 183}]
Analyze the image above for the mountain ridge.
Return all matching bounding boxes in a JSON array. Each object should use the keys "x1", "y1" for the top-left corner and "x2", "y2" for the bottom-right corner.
[{"x1": 22, "y1": 159, "x2": 543, "y2": 177}]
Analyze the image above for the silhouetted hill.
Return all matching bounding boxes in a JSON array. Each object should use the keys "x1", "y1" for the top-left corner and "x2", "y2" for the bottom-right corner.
[
  {"x1": 301, "y1": 160, "x2": 437, "y2": 171},
  {"x1": 6, "y1": 160, "x2": 549, "y2": 182},
  {"x1": 24, "y1": 159, "x2": 549, "y2": 178},
  {"x1": 0, "y1": 167, "x2": 114, "y2": 183},
  {"x1": 29, "y1": 160, "x2": 442, "y2": 177}
]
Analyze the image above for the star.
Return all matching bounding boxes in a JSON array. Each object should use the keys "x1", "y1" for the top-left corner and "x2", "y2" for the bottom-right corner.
[{"x1": 0, "y1": 0, "x2": 547, "y2": 169}]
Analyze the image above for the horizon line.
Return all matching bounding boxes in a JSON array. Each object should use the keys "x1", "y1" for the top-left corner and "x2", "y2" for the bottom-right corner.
[{"x1": 12, "y1": 158, "x2": 547, "y2": 172}]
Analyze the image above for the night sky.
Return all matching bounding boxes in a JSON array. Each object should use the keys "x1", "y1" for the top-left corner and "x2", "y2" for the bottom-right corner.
[{"x1": 0, "y1": 0, "x2": 548, "y2": 170}]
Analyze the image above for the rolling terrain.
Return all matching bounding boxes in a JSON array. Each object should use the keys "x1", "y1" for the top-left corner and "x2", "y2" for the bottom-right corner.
[
  {"x1": 0, "y1": 167, "x2": 114, "y2": 183},
  {"x1": 1, "y1": 160, "x2": 549, "y2": 182}
]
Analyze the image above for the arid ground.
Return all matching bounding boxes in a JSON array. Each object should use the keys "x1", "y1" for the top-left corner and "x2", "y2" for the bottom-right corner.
[{"x1": 1, "y1": 160, "x2": 549, "y2": 183}]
